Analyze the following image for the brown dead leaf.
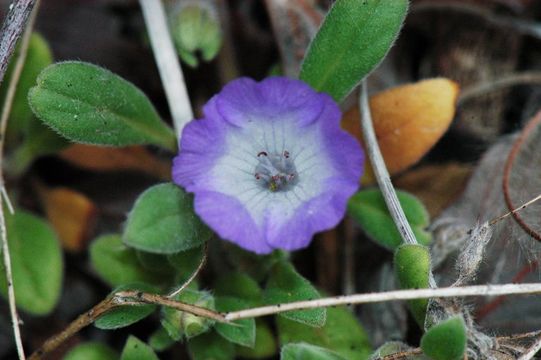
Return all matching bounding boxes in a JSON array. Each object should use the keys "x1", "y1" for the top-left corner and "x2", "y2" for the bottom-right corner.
[
  {"x1": 394, "y1": 163, "x2": 472, "y2": 218},
  {"x1": 39, "y1": 187, "x2": 98, "y2": 253},
  {"x1": 59, "y1": 144, "x2": 171, "y2": 180},
  {"x1": 342, "y1": 78, "x2": 459, "y2": 183}
]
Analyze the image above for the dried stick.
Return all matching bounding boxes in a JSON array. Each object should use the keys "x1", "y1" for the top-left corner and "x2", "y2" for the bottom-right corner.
[
  {"x1": 359, "y1": 80, "x2": 437, "y2": 288},
  {"x1": 224, "y1": 282, "x2": 541, "y2": 321},
  {"x1": 459, "y1": 72, "x2": 541, "y2": 105},
  {"x1": 517, "y1": 334, "x2": 541, "y2": 360},
  {"x1": 0, "y1": 1, "x2": 39, "y2": 359},
  {"x1": 29, "y1": 282, "x2": 541, "y2": 359},
  {"x1": 139, "y1": 0, "x2": 193, "y2": 140}
]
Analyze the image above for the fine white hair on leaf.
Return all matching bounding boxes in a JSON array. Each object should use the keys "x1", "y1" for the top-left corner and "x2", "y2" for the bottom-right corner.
[{"x1": 454, "y1": 221, "x2": 494, "y2": 286}]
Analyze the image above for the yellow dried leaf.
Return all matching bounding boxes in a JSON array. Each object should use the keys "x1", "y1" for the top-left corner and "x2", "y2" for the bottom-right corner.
[
  {"x1": 59, "y1": 144, "x2": 171, "y2": 180},
  {"x1": 342, "y1": 78, "x2": 459, "y2": 182},
  {"x1": 39, "y1": 187, "x2": 97, "y2": 253}
]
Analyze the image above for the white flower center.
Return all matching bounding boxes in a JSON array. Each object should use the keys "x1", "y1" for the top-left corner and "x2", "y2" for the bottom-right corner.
[{"x1": 254, "y1": 150, "x2": 298, "y2": 192}]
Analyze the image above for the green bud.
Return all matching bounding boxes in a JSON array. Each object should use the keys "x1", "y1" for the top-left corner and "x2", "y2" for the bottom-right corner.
[{"x1": 169, "y1": 1, "x2": 222, "y2": 67}]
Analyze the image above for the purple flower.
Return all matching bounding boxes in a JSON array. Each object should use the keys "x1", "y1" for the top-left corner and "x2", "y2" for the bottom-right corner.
[{"x1": 173, "y1": 77, "x2": 364, "y2": 254}]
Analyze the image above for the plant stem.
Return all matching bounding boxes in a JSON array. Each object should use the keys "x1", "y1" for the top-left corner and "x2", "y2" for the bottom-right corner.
[
  {"x1": 359, "y1": 80, "x2": 437, "y2": 288},
  {"x1": 459, "y1": 72, "x2": 541, "y2": 104},
  {"x1": 0, "y1": 1, "x2": 39, "y2": 359},
  {"x1": 139, "y1": 0, "x2": 193, "y2": 141}
]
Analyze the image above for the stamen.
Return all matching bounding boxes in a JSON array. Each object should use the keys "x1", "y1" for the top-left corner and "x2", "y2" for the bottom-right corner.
[{"x1": 253, "y1": 150, "x2": 298, "y2": 192}]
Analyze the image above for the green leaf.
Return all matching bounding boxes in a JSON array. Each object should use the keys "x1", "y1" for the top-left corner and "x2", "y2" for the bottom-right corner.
[
  {"x1": 236, "y1": 320, "x2": 277, "y2": 359},
  {"x1": 277, "y1": 306, "x2": 372, "y2": 360},
  {"x1": 281, "y1": 343, "x2": 345, "y2": 360},
  {"x1": 369, "y1": 342, "x2": 425, "y2": 360},
  {"x1": 394, "y1": 244, "x2": 431, "y2": 327},
  {"x1": 63, "y1": 342, "x2": 118, "y2": 360},
  {"x1": 420, "y1": 316, "x2": 467, "y2": 360},
  {"x1": 1, "y1": 33, "x2": 53, "y2": 143},
  {"x1": 123, "y1": 183, "x2": 211, "y2": 254},
  {"x1": 215, "y1": 296, "x2": 256, "y2": 348},
  {"x1": 188, "y1": 331, "x2": 235, "y2": 360},
  {"x1": 264, "y1": 261, "x2": 325, "y2": 327},
  {"x1": 148, "y1": 327, "x2": 176, "y2": 352},
  {"x1": 28, "y1": 61, "x2": 176, "y2": 150},
  {"x1": 95, "y1": 283, "x2": 158, "y2": 330},
  {"x1": 120, "y1": 336, "x2": 159, "y2": 360},
  {"x1": 348, "y1": 189, "x2": 431, "y2": 250},
  {"x1": 161, "y1": 289, "x2": 215, "y2": 340},
  {"x1": 300, "y1": 0, "x2": 408, "y2": 102},
  {"x1": 90, "y1": 234, "x2": 166, "y2": 287},
  {"x1": 0, "y1": 210, "x2": 62, "y2": 315},
  {"x1": 214, "y1": 272, "x2": 262, "y2": 307}
]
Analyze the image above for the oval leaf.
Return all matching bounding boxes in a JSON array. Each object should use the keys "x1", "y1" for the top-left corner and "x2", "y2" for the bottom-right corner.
[
  {"x1": 63, "y1": 342, "x2": 118, "y2": 360},
  {"x1": 394, "y1": 244, "x2": 431, "y2": 327},
  {"x1": 120, "y1": 336, "x2": 159, "y2": 360},
  {"x1": 300, "y1": 0, "x2": 408, "y2": 101},
  {"x1": 236, "y1": 320, "x2": 277, "y2": 359},
  {"x1": 95, "y1": 283, "x2": 158, "y2": 330},
  {"x1": 28, "y1": 61, "x2": 176, "y2": 150},
  {"x1": 187, "y1": 331, "x2": 235, "y2": 360},
  {"x1": 215, "y1": 296, "x2": 256, "y2": 348},
  {"x1": 281, "y1": 343, "x2": 345, "y2": 360},
  {"x1": 277, "y1": 306, "x2": 372, "y2": 360},
  {"x1": 123, "y1": 183, "x2": 211, "y2": 254},
  {"x1": 90, "y1": 234, "x2": 166, "y2": 287},
  {"x1": 420, "y1": 316, "x2": 467, "y2": 360},
  {"x1": 348, "y1": 189, "x2": 431, "y2": 250},
  {"x1": 264, "y1": 261, "x2": 325, "y2": 328},
  {"x1": 0, "y1": 210, "x2": 62, "y2": 315}
]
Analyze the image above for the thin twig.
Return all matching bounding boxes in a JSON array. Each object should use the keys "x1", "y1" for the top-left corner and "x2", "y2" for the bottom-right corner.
[
  {"x1": 459, "y1": 72, "x2": 541, "y2": 105},
  {"x1": 359, "y1": 80, "x2": 437, "y2": 288},
  {"x1": 139, "y1": 0, "x2": 193, "y2": 140},
  {"x1": 0, "y1": 1, "x2": 39, "y2": 359},
  {"x1": 168, "y1": 243, "x2": 208, "y2": 298},
  {"x1": 224, "y1": 283, "x2": 541, "y2": 321}
]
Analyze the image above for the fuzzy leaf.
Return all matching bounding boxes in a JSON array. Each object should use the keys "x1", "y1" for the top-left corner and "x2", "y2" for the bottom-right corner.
[
  {"x1": 420, "y1": 316, "x2": 467, "y2": 360},
  {"x1": 123, "y1": 183, "x2": 211, "y2": 254},
  {"x1": 281, "y1": 343, "x2": 345, "y2": 360},
  {"x1": 63, "y1": 342, "x2": 118, "y2": 360},
  {"x1": 167, "y1": 246, "x2": 205, "y2": 285},
  {"x1": 148, "y1": 327, "x2": 175, "y2": 352},
  {"x1": 215, "y1": 296, "x2": 256, "y2": 348},
  {"x1": 277, "y1": 306, "x2": 372, "y2": 360},
  {"x1": 95, "y1": 283, "x2": 158, "y2": 330},
  {"x1": 28, "y1": 61, "x2": 176, "y2": 150},
  {"x1": 394, "y1": 244, "x2": 431, "y2": 327},
  {"x1": 236, "y1": 320, "x2": 277, "y2": 359},
  {"x1": 342, "y1": 79, "x2": 459, "y2": 181},
  {"x1": 214, "y1": 272, "x2": 262, "y2": 307},
  {"x1": 265, "y1": 261, "x2": 325, "y2": 327},
  {"x1": 0, "y1": 210, "x2": 62, "y2": 315},
  {"x1": 188, "y1": 331, "x2": 235, "y2": 360},
  {"x1": 300, "y1": 0, "x2": 408, "y2": 101},
  {"x1": 348, "y1": 189, "x2": 431, "y2": 250},
  {"x1": 120, "y1": 336, "x2": 159, "y2": 360},
  {"x1": 90, "y1": 234, "x2": 165, "y2": 287}
]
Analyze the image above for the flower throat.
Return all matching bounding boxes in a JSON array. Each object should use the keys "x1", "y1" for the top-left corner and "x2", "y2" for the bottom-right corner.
[{"x1": 254, "y1": 150, "x2": 298, "y2": 192}]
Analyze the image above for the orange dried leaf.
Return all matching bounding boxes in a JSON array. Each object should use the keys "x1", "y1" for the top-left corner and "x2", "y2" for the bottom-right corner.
[
  {"x1": 40, "y1": 187, "x2": 97, "y2": 253},
  {"x1": 59, "y1": 144, "x2": 171, "y2": 180},
  {"x1": 342, "y1": 78, "x2": 459, "y2": 181}
]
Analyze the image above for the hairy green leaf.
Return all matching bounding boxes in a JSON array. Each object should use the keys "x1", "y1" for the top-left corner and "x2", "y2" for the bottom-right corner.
[
  {"x1": 236, "y1": 320, "x2": 277, "y2": 359},
  {"x1": 394, "y1": 244, "x2": 431, "y2": 327},
  {"x1": 348, "y1": 189, "x2": 431, "y2": 250},
  {"x1": 120, "y1": 336, "x2": 159, "y2": 360},
  {"x1": 300, "y1": 0, "x2": 408, "y2": 101},
  {"x1": 29, "y1": 61, "x2": 176, "y2": 150},
  {"x1": 215, "y1": 296, "x2": 256, "y2": 348},
  {"x1": 281, "y1": 343, "x2": 345, "y2": 360},
  {"x1": 265, "y1": 261, "x2": 325, "y2": 327},
  {"x1": 188, "y1": 331, "x2": 235, "y2": 360},
  {"x1": 421, "y1": 316, "x2": 467, "y2": 360},
  {"x1": 0, "y1": 210, "x2": 62, "y2": 315},
  {"x1": 124, "y1": 183, "x2": 211, "y2": 254}
]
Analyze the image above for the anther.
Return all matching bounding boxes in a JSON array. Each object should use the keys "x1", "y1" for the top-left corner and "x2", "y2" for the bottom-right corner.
[
  {"x1": 257, "y1": 151, "x2": 268, "y2": 157},
  {"x1": 283, "y1": 150, "x2": 290, "y2": 158}
]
